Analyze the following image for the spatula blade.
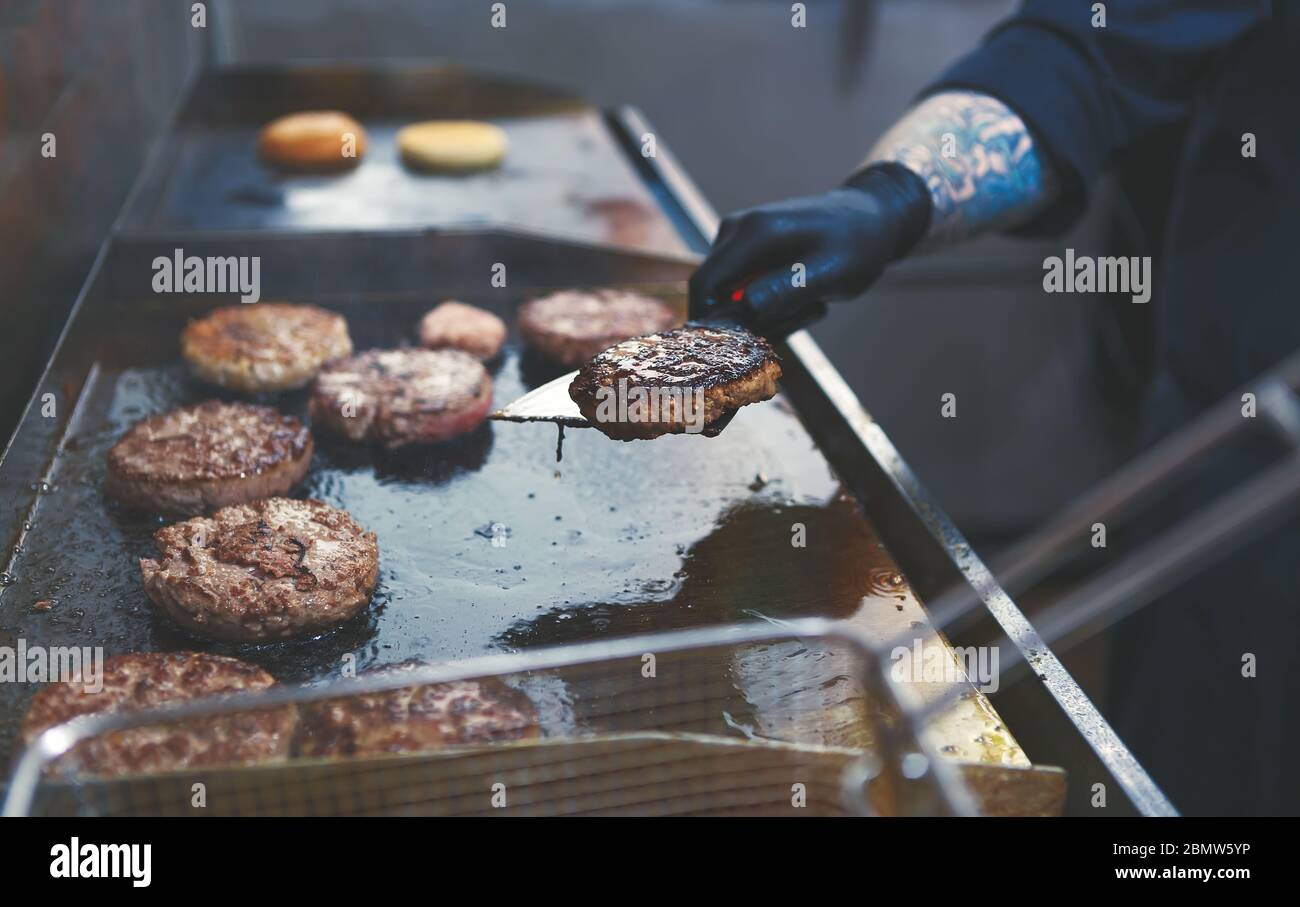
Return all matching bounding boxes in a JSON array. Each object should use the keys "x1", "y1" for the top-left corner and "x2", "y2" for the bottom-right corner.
[{"x1": 490, "y1": 370, "x2": 591, "y2": 427}]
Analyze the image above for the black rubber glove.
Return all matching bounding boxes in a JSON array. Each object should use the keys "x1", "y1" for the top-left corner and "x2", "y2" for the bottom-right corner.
[{"x1": 688, "y1": 162, "x2": 932, "y2": 337}]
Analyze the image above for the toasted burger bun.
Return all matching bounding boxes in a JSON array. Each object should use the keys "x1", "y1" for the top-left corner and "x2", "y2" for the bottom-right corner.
[
  {"x1": 397, "y1": 120, "x2": 508, "y2": 172},
  {"x1": 258, "y1": 111, "x2": 367, "y2": 170}
]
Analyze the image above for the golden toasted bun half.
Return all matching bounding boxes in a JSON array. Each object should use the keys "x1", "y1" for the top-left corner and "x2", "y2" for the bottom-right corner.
[
  {"x1": 397, "y1": 120, "x2": 508, "y2": 172},
  {"x1": 258, "y1": 111, "x2": 367, "y2": 170}
]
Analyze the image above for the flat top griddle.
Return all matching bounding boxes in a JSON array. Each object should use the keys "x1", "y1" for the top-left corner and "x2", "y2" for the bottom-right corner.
[
  {"x1": 118, "y1": 65, "x2": 690, "y2": 255},
  {"x1": 0, "y1": 268, "x2": 1019, "y2": 770}
]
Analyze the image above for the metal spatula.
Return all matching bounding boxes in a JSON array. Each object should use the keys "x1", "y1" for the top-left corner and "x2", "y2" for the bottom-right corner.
[{"x1": 490, "y1": 370, "x2": 589, "y2": 427}]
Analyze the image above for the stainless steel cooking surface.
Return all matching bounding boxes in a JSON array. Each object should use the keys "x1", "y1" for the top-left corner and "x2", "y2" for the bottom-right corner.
[
  {"x1": 0, "y1": 238, "x2": 1039, "y2": 815},
  {"x1": 117, "y1": 65, "x2": 691, "y2": 256}
]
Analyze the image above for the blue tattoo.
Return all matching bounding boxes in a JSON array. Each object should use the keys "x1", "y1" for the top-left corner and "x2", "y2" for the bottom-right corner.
[{"x1": 867, "y1": 91, "x2": 1059, "y2": 245}]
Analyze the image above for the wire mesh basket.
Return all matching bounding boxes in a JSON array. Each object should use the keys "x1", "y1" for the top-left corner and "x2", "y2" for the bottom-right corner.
[{"x1": 5, "y1": 619, "x2": 978, "y2": 817}]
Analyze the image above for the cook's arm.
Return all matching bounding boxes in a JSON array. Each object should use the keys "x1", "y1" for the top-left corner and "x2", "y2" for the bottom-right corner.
[
  {"x1": 864, "y1": 90, "x2": 1058, "y2": 247},
  {"x1": 689, "y1": 90, "x2": 1058, "y2": 332},
  {"x1": 690, "y1": 0, "x2": 1268, "y2": 335}
]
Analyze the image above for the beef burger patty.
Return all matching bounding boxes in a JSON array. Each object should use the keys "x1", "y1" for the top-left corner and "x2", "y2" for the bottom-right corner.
[
  {"x1": 517, "y1": 289, "x2": 680, "y2": 368},
  {"x1": 140, "y1": 497, "x2": 379, "y2": 643},
  {"x1": 418, "y1": 300, "x2": 506, "y2": 360},
  {"x1": 182, "y1": 303, "x2": 353, "y2": 393},
  {"x1": 569, "y1": 324, "x2": 781, "y2": 441},
  {"x1": 295, "y1": 666, "x2": 539, "y2": 758},
  {"x1": 310, "y1": 348, "x2": 492, "y2": 447},
  {"x1": 106, "y1": 401, "x2": 312, "y2": 515},
  {"x1": 20, "y1": 652, "x2": 296, "y2": 777}
]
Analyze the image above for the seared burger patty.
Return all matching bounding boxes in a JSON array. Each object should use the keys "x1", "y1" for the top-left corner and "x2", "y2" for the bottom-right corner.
[
  {"x1": 296, "y1": 667, "x2": 539, "y2": 758},
  {"x1": 20, "y1": 652, "x2": 295, "y2": 778},
  {"x1": 517, "y1": 289, "x2": 680, "y2": 368},
  {"x1": 569, "y1": 324, "x2": 782, "y2": 441},
  {"x1": 141, "y1": 497, "x2": 379, "y2": 643},
  {"x1": 182, "y1": 303, "x2": 353, "y2": 393},
  {"x1": 418, "y1": 300, "x2": 506, "y2": 360},
  {"x1": 106, "y1": 401, "x2": 312, "y2": 515},
  {"x1": 309, "y1": 348, "x2": 492, "y2": 447}
]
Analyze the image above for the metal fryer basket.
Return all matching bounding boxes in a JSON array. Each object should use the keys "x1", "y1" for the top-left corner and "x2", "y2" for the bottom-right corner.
[{"x1": 5, "y1": 620, "x2": 978, "y2": 817}]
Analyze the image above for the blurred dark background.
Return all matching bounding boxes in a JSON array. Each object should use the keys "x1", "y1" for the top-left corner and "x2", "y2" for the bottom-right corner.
[{"x1": 0, "y1": 0, "x2": 1151, "y2": 547}]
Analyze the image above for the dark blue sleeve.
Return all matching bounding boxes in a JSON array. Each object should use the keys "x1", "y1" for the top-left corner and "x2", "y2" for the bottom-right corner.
[{"x1": 924, "y1": 0, "x2": 1269, "y2": 234}]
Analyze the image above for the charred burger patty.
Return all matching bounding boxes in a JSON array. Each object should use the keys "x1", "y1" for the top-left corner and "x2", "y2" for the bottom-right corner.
[
  {"x1": 106, "y1": 401, "x2": 313, "y2": 515},
  {"x1": 569, "y1": 324, "x2": 781, "y2": 440},
  {"x1": 20, "y1": 651, "x2": 296, "y2": 777},
  {"x1": 140, "y1": 497, "x2": 379, "y2": 643},
  {"x1": 309, "y1": 348, "x2": 492, "y2": 447}
]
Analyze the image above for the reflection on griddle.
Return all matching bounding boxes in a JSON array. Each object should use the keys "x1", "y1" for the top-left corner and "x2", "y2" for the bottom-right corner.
[
  {"x1": 315, "y1": 421, "x2": 494, "y2": 487},
  {"x1": 517, "y1": 347, "x2": 574, "y2": 389},
  {"x1": 500, "y1": 498, "x2": 871, "y2": 644},
  {"x1": 498, "y1": 497, "x2": 902, "y2": 748},
  {"x1": 226, "y1": 183, "x2": 284, "y2": 207}
]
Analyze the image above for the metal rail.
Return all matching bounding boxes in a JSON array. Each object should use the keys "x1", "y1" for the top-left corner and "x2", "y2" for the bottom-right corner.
[{"x1": 920, "y1": 354, "x2": 1300, "y2": 668}]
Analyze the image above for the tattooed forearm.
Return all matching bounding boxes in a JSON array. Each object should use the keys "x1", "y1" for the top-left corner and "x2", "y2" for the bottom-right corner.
[{"x1": 865, "y1": 91, "x2": 1059, "y2": 247}]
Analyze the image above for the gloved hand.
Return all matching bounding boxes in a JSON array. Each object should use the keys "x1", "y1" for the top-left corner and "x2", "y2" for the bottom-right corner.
[{"x1": 688, "y1": 162, "x2": 932, "y2": 337}]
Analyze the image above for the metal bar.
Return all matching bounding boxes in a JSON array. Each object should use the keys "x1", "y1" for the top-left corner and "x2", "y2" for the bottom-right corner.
[
  {"x1": 611, "y1": 107, "x2": 716, "y2": 250},
  {"x1": 920, "y1": 356, "x2": 1300, "y2": 653},
  {"x1": 1259, "y1": 378, "x2": 1300, "y2": 448},
  {"x1": 991, "y1": 354, "x2": 1300, "y2": 598},
  {"x1": 207, "y1": 0, "x2": 235, "y2": 66},
  {"x1": 1022, "y1": 450, "x2": 1300, "y2": 660},
  {"x1": 911, "y1": 451, "x2": 1300, "y2": 725},
  {"x1": 992, "y1": 395, "x2": 1254, "y2": 595}
]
